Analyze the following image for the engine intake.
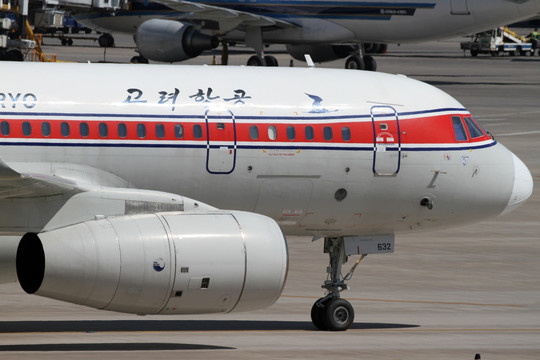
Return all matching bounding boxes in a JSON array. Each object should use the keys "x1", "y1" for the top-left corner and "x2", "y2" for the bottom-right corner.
[
  {"x1": 135, "y1": 19, "x2": 219, "y2": 63},
  {"x1": 16, "y1": 211, "x2": 288, "y2": 315}
]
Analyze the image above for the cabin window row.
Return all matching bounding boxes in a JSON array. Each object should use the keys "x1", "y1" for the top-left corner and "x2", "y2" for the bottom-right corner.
[
  {"x1": 250, "y1": 125, "x2": 351, "y2": 142},
  {"x1": 0, "y1": 121, "x2": 193, "y2": 139}
]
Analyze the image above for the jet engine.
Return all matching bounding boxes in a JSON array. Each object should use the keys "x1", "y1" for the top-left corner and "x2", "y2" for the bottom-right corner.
[
  {"x1": 286, "y1": 44, "x2": 354, "y2": 63},
  {"x1": 134, "y1": 19, "x2": 219, "y2": 63},
  {"x1": 16, "y1": 211, "x2": 288, "y2": 315}
]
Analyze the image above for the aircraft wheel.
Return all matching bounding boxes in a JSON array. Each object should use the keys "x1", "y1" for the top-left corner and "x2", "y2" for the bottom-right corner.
[
  {"x1": 310, "y1": 300, "x2": 328, "y2": 330},
  {"x1": 98, "y1": 33, "x2": 115, "y2": 48},
  {"x1": 247, "y1": 55, "x2": 264, "y2": 66},
  {"x1": 470, "y1": 48, "x2": 479, "y2": 57},
  {"x1": 364, "y1": 55, "x2": 377, "y2": 71},
  {"x1": 345, "y1": 55, "x2": 364, "y2": 70},
  {"x1": 67, "y1": 38, "x2": 73, "y2": 46},
  {"x1": 323, "y1": 298, "x2": 354, "y2": 331},
  {"x1": 130, "y1": 55, "x2": 149, "y2": 64},
  {"x1": 264, "y1": 55, "x2": 278, "y2": 66}
]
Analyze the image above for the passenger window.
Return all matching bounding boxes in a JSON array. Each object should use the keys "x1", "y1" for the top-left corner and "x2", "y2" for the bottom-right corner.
[
  {"x1": 342, "y1": 127, "x2": 351, "y2": 141},
  {"x1": 305, "y1": 126, "x2": 314, "y2": 141},
  {"x1": 249, "y1": 125, "x2": 259, "y2": 140},
  {"x1": 268, "y1": 125, "x2": 277, "y2": 140},
  {"x1": 323, "y1": 126, "x2": 333, "y2": 141},
  {"x1": 99, "y1": 123, "x2": 108, "y2": 138},
  {"x1": 174, "y1": 124, "x2": 184, "y2": 139},
  {"x1": 464, "y1": 117, "x2": 484, "y2": 139},
  {"x1": 80, "y1": 123, "x2": 89, "y2": 137},
  {"x1": 287, "y1": 126, "x2": 296, "y2": 140},
  {"x1": 452, "y1": 117, "x2": 467, "y2": 141},
  {"x1": 118, "y1": 123, "x2": 127, "y2": 138},
  {"x1": 137, "y1": 123, "x2": 146, "y2": 138},
  {"x1": 22, "y1": 122, "x2": 31, "y2": 136},
  {"x1": 61, "y1": 122, "x2": 70, "y2": 137},
  {"x1": 193, "y1": 124, "x2": 202, "y2": 139},
  {"x1": 1, "y1": 121, "x2": 10, "y2": 136},
  {"x1": 41, "y1": 122, "x2": 51, "y2": 137},
  {"x1": 155, "y1": 124, "x2": 165, "y2": 138}
]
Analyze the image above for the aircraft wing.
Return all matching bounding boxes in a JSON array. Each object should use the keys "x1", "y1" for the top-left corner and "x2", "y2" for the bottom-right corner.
[
  {"x1": 0, "y1": 159, "x2": 213, "y2": 234},
  {"x1": 153, "y1": 0, "x2": 296, "y2": 29}
]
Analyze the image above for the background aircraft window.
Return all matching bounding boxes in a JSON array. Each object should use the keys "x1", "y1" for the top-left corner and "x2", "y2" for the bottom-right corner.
[
  {"x1": 268, "y1": 125, "x2": 277, "y2": 140},
  {"x1": 118, "y1": 123, "x2": 127, "y2": 138},
  {"x1": 80, "y1": 123, "x2": 89, "y2": 137},
  {"x1": 137, "y1": 123, "x2": 146, "y2": 138},
  {"x1": 305, "y1": 126, "x2": 314, "y2": 141},
  {"x1": 452, "y1": 116, "x2": 467, "y2": 141},
  {"x1": 464, "y1": 117, "x2": 484, "y2": 138},
  {"x1": 41, "y1": 122, "x2": 51, "y2": 137},
  {"x1": 287, "y1": 125, "x2": 296, "y2": 140},
  {"x1": 99, "y1": 123, "x2": 108, "y2": 138},
  {"x1": 1, "y1": 121, "x2": 10, "y2": 136},
  {"x1": 155, "y1": 124, "x2": 165, "y2": 138},
  {"x1": 249, "y1": 125, "x2": 259, "y2": 140},
  {"x1": 174, "y1": 124, "x2": 184, "y2": 139},
  {"x1": 61, "y1": 122, "x2": 70, "y2": 137},
  {"x1": 324, "y1": 126, "x2": 333, "y2": 141},
  {"x1": 193, "y1": 124, "x2": 202, "y2": 139},
  {"x1": 22, "y1": 122, "x2": 31, "y2": 137},
  {"x1": 342, "y1": 127, "x2": 351, "y2": 141}
]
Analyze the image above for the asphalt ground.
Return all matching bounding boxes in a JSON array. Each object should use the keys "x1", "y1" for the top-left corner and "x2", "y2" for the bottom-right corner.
[{"x1": 0, "y1": 34, "x2": 539, "y2": 359}]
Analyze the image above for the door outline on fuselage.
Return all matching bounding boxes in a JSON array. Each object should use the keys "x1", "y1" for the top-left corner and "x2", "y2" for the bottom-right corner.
[
  {"x1": 205, "y1": 109, "x2": 237, "y2": 174},
  {"x1": 450, "y1": 0, "x2": 470, "y2": 15},
  {"x1": 370, "y1": 105, "x2": 401, "y2": 176}
]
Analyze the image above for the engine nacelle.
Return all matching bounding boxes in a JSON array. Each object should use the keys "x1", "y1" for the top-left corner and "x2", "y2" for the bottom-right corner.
[
  {"x1": 135, "y1": 19, "x2": 219, "y2": 63},
  {"x1": 286, "y1": 44, "x2": 354, "y2": 63},
  {"x1": 16, "y1": 211, "x2": 288, "y2": 315}
]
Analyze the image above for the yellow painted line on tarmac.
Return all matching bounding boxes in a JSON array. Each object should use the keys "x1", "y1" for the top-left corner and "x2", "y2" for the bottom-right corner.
[{"x1": 281, "y1": 295, "x2": 526, "y2": 308}]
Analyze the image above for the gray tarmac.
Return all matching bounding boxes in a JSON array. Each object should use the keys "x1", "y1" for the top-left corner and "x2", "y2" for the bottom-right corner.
[{"x1": 0, "y1": 35, "x2": 539, "y2": 359}]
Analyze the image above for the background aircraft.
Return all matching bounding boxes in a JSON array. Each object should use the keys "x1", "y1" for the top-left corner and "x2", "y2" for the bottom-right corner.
[
  {"x1": 64, "y1": 0, "x2": 540, "y2": 69},
  {"x1": 0, "y1": 62, "x2": 533, "y2": 331}
]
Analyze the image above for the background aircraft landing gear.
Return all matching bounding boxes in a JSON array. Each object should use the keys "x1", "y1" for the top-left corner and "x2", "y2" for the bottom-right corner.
[
  {"x1": 311, "y1": 237, "x2": 361, "y2": 331},
  {"x1": 346, "y1": 43, "x2": 377, "y2": 71}
]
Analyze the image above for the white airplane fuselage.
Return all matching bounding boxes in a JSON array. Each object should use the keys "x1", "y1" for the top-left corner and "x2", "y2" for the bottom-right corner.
[
  {"x1": 0, "y1": 62, "x2": 532, "y2": 237},
  {"x1": 75, "y1": 0, "x2": 540, "y2": 44}
]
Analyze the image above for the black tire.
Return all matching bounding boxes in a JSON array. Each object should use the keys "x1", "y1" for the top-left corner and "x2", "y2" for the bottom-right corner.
[
  {"x1": 247, "y1": 55, "x2": 264, "y2": 66},
  {"x1": 67, "y1": 38, "x2": 73, "y2": 46},
  {"x1": 323, "y1": 298, "x2": 354, "y2": 331},
  {"x1": 264, "y1": 55, "x2": 278, "y2": 67},
  {"x1": 61, "y1": 38, "x2": 67, "y2": 46},
  {"x1": 470, "y1": 48, "x2": 479, "y2": 57},
  {"x1": 364, "y1": 55, "x2": 377, "y2": 71},
  {"x1": 130, "y1": 55, "x2": 149, "y2": 64},
  {"x1": 98, "y1": 33, "x2": 115, "y2": 48},
  {"x1": 345, "y1": 55, "x2": 364, "y2": 70},
  {"x1": 6, "y1": 50, "x2": 23, "y2": 62},
  {"x1": 310, "y1": 300, "x2": 327, "y2": 331}
]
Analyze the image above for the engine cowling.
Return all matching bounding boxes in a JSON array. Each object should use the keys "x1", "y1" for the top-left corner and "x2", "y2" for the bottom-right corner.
[
  {"x1": 134, "y1": 19, "x2": 219, "y2": 63},
  {"x1": 286, "y1": 44, "x2": 354, "y2": 63},
  {"x1": 16, "y1": 211, "x2": 288, "y2": 315}
]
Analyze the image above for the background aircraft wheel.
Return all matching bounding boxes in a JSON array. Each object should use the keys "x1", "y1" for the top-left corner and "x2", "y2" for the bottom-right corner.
[
  {"x1": 345, "y1": 55, "x2": 364, "y2": 70},
  {"x1": 470, "y1": 48, "x2": 479, "y2": 57},
  {"x1": 247, "y1": 55, "x2": 264, "y2": 66},
  {"x1": 310, "y1": 300, "x2": 328, "y2": 330},
  {"x1": 130, "y1": 55, "x2": 149, "y2": 64},
  {"x1": 324, "y1": 298, "x2": 354, "y2": 331},
  {"x1": 98, "y1": 34, "x2": 115, "y2": 48},
  {"x1": 264, "y1": 55, "x2": 278, "y2": 66},
  {"x1": 364, "y1": 55, "x2": 377, "y2": 71},
  {"x1": 67, "y1": 38, "x2": 73, "y2": 46}
]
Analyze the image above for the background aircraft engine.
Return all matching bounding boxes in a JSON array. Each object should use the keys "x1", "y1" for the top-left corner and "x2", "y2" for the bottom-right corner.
[
  {"x1": 16, "y1": 211, "x2": 288, "y2": 315},
  {"x1": 135, "y1": 19, "x2": 219, "y2": 62},
  {"x1": 286, "y1": 44, "x2": 354, "y2": 63}
]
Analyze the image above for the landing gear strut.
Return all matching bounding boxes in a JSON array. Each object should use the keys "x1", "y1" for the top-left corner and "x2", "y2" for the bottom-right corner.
[
  {"x1": 245, "y1": 26, "x2": 278, "y2": 67},
  {"x1": 311, "y1": 237, "x2": 366, "y2": 331}
]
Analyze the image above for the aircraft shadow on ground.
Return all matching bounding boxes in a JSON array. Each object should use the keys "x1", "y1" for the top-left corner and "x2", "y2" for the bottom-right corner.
[
  {"x1": 0, "y1": 320, "x2": 419, "y2": 333},
  {"x1": 0, "y1": 342, "x2": 232, "y2": 352}
]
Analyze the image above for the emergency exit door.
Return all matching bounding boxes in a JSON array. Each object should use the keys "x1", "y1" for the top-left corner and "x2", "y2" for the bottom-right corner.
[
  {"x1": 450, "y1": 0, "x2": 470, "y2": 15},
  {"x1": 205, "y1": 109, "x2": 237, "y2": 174},
  {"x1": 371, "y1": 106, "x2": 401, "y2": 176}
]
